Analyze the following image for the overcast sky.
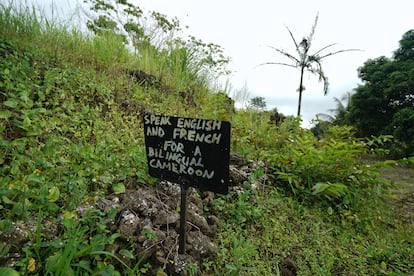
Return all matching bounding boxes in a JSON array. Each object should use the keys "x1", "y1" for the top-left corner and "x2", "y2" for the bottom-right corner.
[{"x1": 26, "y1": 0, "x2": 414, "y2": 126}]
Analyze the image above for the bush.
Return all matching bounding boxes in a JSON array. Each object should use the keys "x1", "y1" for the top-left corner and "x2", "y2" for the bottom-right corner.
[{"x1": 261, "y1": 123, "x2": 381, "y2": 208}]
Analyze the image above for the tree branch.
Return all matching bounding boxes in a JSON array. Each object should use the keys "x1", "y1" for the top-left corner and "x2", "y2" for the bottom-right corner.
[
  {"x1": 313, "y1": 43, "x2": 338, "y2": 56},
  {"x1": 257, "y1": 62, "x2": 298, "y2": 69},
  {"x1": 285, "y1": 25, "x2": 299, "y2": 51},
  {"x1": 319, "y1": 49, "x2": 362, "y2": 59},
  {"x1": 268, "y1": 46, "x2": 300, "y2": 64}
]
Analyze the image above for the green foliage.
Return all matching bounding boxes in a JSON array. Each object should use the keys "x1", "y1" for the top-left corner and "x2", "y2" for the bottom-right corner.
[
  {"x1": 348, "y1": 29, "x2": 414, "y2": 157},
  {"x1": 231, "y1": 109, "x2": 287, "y2": 157},
  {"x1": 315, "y1": 91, "x2": 353, "y2": 128},
  {"x1": 0, "y1": 2, "x2": 235, "y2": 275},
  {"x1": 0, "y1": 37, "x2": 151, "y2": 220},
  {"x1": 220, "y1": 108, "x2": 412, "y2": 274},
  {"x1": 0, "y1": 268, "x2": 19, "y2": 276},
  {"x1": 248, "y1": 96, "x2": 266, "y2": 110},
  {"x1": 165, "y1": 36, "x2": 230, "y2": 87},
  {"x1": 214, "y1": 190, "x2": 262, "y2": 227},
  {"x1": 232, "y1": 110, "x2": 381, "y2": 208},
  {"x1": 388, "y1": 107, "x2": 414, "y2": 157},
  {"x1": 216, "y1": 186, "x2": 413, "y2": 275},
  {"x1": 17, "y1": 209, "x2": 136, "y2": 275},
  {"x1": 397, "y1": 156, "x2": 414, "y2": 168},
  {"x1": 265, "y1": 125, "x2": 375, "y2": 205},
  {"x1": 1, "y1": 2, "x2": 412, "y2": 275},
  {"x1": 362, "y1": 134, "x2": 394, "y2": 156}
]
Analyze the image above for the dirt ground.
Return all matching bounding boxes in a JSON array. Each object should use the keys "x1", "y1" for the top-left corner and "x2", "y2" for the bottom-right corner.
[{"x1": 379, "y1": 164, "x2": 414, "y2": 224}]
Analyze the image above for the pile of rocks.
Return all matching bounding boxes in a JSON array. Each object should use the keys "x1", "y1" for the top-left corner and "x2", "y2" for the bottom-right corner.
[
  {"x1": 98, "y1": 181, "x2": 221, "y2": 274},
  {"x1": 0, "y1": 154, "x2": 267, "y2": 275}
]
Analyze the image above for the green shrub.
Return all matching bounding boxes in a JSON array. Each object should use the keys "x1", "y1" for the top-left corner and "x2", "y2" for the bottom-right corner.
[
  {"x1": 230, "y1": 113, "x2": 383, "y2": 208},
  {"x1": 264, "y1": 124, "x2": 382, "y2": 207}
]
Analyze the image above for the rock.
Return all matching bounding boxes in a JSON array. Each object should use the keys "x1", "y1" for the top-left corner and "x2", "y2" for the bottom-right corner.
[
  {"x1": 230, "y1": 153, "x2": 248, "y2": 166},
  {"x1": 95, "y1": 196, "x2": 120, "y2": 213},
  {"x1": 155, "y1": 229, "x2": 167, "y2": 241},
  {"x1": 137, "y1": 218, "x2": 153, "y2": 238},
  {"x1": 162, "y1": 233, "x2": 179, "y2": 252},
  {"x1": 1, "y1": 154, "x2": 269, "y2": 275},
  {"x1": 153, "y1": 210, "x2": 180, "y2": 227},
  {"x1": 157, "y1": 181, "x2": 181, "y2": 199},
  {"x1": 201, "y1": 191, "x2": 215, "y2": 206},
  {"x1": 135, "y1": 241, "x2": 157, "y2": 264},
  {"x1": 206, "y1": 215, "x2": 219, "y2": 226},
  {"x1": 118, "y1": 209, "x2": 140, "y2": 239},
  {"x1": 156, "y1": 255, "x2": 168, "y2": 265},
  {"x1": 121, "y1": 189, "x2": 158, "y2": 214},
  {"x1": 170, "y1": 253, "x2": 196, "y2": 275},
  {"x1": 187, "y1": 231, "x2": 218, "y2": 259},
  {"x1": 187, "y1": 203, "x2": 213, "y2": 235},
  {"x1": 206, "y1": 215, "x2": 219, "y2": 233},
  {"x1": 128, "y1": 69, "x2": 158, "y2": 87},
  {"x1": 3, "y1": 223, "x2": 29, "y2": 246},
  {"x1": 137, "y1": 235, "x2": 146, "y2": 243},
  {"x1": 229, "y1": 165, "x2": 249, "y2": 185}
]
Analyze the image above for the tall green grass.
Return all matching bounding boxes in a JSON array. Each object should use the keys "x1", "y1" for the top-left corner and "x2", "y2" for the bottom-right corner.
[{"x1": 0, "y1": 2, "x2": 233, "y2": 274}]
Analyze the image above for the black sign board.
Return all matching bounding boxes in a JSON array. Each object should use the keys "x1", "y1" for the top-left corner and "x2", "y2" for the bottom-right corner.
[{"x1": 143, "y1": 114, "x2": 230, "y2": 194}]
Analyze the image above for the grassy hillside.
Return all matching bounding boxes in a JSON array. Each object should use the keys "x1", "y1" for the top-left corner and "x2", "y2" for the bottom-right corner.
[{"x1": 0, "y1": 2, "x2": 413, "y2": 275}]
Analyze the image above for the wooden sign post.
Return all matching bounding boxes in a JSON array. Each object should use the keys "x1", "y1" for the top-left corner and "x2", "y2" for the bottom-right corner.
[
  {"x1": 179, "y1": 182, "x2": 188, "y2": 254},
  {"x1": 143, "y1": 114, "x2": 230, "y2": 253}
]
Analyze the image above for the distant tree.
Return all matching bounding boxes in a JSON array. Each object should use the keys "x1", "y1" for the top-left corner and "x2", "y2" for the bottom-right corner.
[
  {"x1": 83, "y1": 0, "x2": 230, "y2": 82},
  {"x1": 347, "y1": 56, "x2": 393, "y2": 136},
  {"x1": 347, "y1": 30, "x2": 414, "y2": 157},
  {"x1": 261, "y1": 13, "x2": 359, "y2": 117},
  {"x1": 390, "y1": 108, "x2": 414, "y2": 145},
  {"x1": 249, "y1": 96, "x2": 267, "y2": 110},
  {"x1": 310, "y1": 119, "x2": 331, "y2": 138},
  {"x1": 83, "y1": 0, "x2": 180, "y2": 49},
  {"x1": 317, "y1": 91, "x2": 352, "y2": 126}
]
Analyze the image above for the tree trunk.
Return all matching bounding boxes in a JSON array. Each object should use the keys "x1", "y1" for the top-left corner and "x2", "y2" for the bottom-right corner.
[{"x1": 297, "y1": 66, "x2": 305, "y2": 117}]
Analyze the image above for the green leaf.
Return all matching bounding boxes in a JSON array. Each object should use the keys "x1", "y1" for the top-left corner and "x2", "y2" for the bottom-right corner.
[
  {"x1": 62, "y1": 217, "x2": 77, "y2": 229},
  {"x1": 112, "y1": 183, "x2": 125, "y2": 194},
  {"x1": 1, "y1": 196, "x2": 14, "y2": 205},
  {"x1": 0, "y1": 219, "x2": 14, "y2": 233},
  {"x1": 327, "y1": 206, "x2": 333, "y2": 215},
  {"x1": 46, "y1": 202, "x2": 60, "y2": 213},
  {"x1": 312, "y1": 182, "x2": 347, "y2": 198},
  {"x1": 48, "y1": 186, "x2": 60, "y2": 202},
  {"x1": 0, "y1": 110, "x2": 12, "y2": 119},
  {"x1": 12, "y1": 202, "x2": 26, "y2": 217},
  {"x1": 3, "y1": 99, "x2": 19, "y2": 108},
  {"x1": 71, "y1": 260, "x2": 91, "y2": 271},
  {"x1": 0, "y1": 267, "x2": 20, "y2": 276},
  {"x1": 45, "y1": 253, "x2": 61, "y2": 273},
  {"x1": 312, "y1": 182, "x2": 330, "y2": 194},
  {"x1": 119, "y1": 249, "x2": 134, "y2": 259}
]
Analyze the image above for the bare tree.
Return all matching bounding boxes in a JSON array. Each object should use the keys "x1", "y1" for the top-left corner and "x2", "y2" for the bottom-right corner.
[{"x1": 261, "y1": 13, "x2": 360, "y2": 116}]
